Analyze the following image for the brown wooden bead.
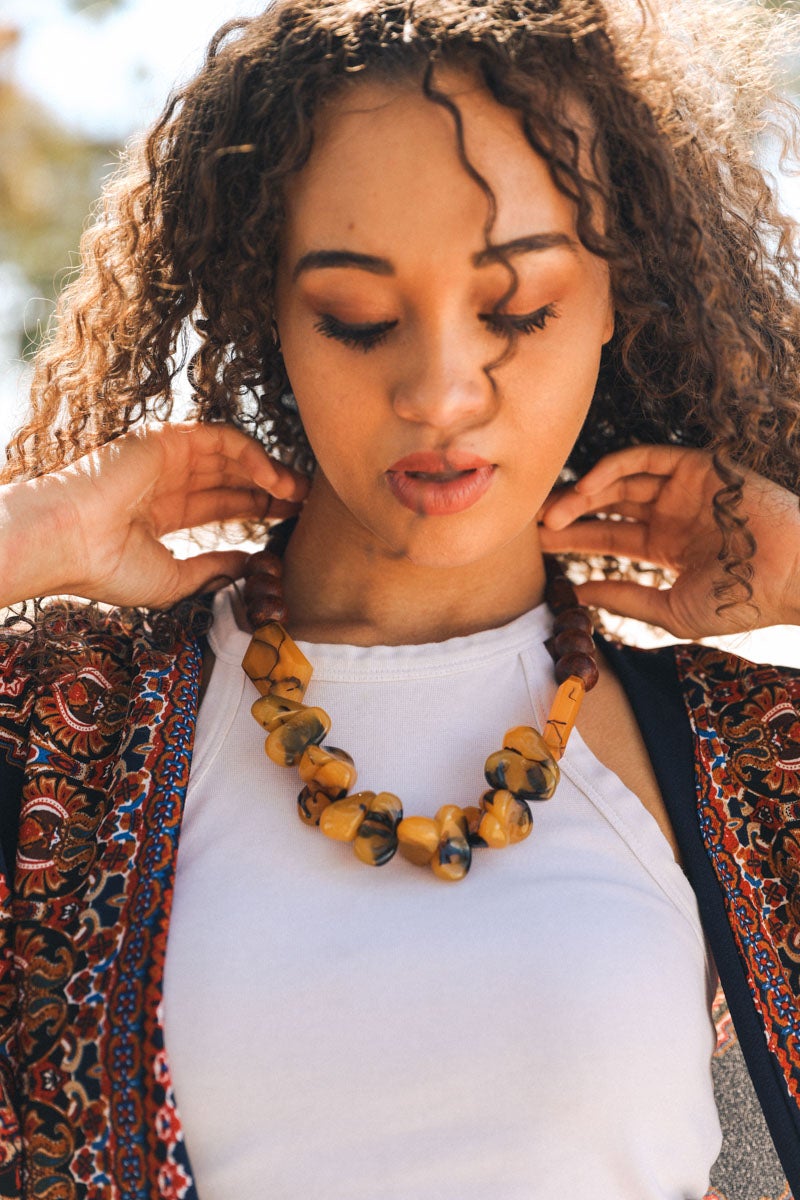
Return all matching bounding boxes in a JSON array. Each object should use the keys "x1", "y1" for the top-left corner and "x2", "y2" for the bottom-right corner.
[
  {"x1": 319, "y1": 793, "x2": 372, "y2": 842},
  {"x1": 297, "y1": 780, "x2": 333, "y2": 826},
  {"x1": 248, "y1": 597, "x2": 290, "y2": 626},
  {"x1": 354, "y1": 792, "x2": 403, "y2": 867},
  {"x1": 251, "y1": 693, "x2": 305, "y2": 732},
  {"x1": 555, "y1": 651, "x2": 599, "y2": 691},
  {"x1": 298, "y1": 744, "x2": 356, "y2": 799},
  {"x1": 544, "y1": 573, "x2": 577, "y2": 614},
  {"x1": 552, "y1": 606, "x2": 593, "y2": 636},
  {"x1": 553, "y1": 629, "x2": 594, "y2": 659},
  {"x1": 265, "y1": 706, "x2": 330, "y2": 767},
  {"x1": 397, "y1": 816, "x2": 440, "y2": 865},
  {"x1": 244, "y1": 549, "x2": 283, "y2": 579},
  {"x1": 242, "y1": 622, "x2": 312, "y2": 700},
  {"x1": 244, "y1": 576, "x2": 288, "y2": 626}
]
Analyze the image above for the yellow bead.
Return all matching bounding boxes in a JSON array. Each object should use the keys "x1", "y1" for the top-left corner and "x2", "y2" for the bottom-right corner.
[
  {"x1": 354, "y1": 792, "x2": 404, "y2": 867},
  {"x1": 431, "y1": 804, "x2": 471, "y2": 882},
  {"x1": 251, "y1": 693, "x2": 305, "y2": 732},
  {"x1": 319, "y1": 793, "x2": 373, "y2": 842},
  {"x1": 242, "y1": 622, "x2": 312, "y2": 700},
  {"x1": 503, "y1": 725, "x2": 551, "y2": 763},
  {"x1": 298, "y1": 744, "x2": 357, "y2": 799},
  {"x1": 264, "y1": 706, "x2": 331, "y2": 767},
  {"x1": 462, "y1": 804, "x2": 483, "y2": 839},
  {"x1": 484, "y1": 744, "x2": 559, "y2": 801},
  {"x1": 396, "y1": 816, "x2": 440, "y2": 865},
  {"x1": 297, "y1": 781, "x2": 333, "y2": 826},
  {"x1": 479, "y1": 789, "x2": 533, "y2": 847},
  {"x1": 543, "y1": 676, "x2": 585, "y2": 758}
]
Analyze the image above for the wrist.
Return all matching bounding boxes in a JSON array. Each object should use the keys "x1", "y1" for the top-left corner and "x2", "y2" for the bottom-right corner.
[{"x1": 0, "y1": 474, "x2": 85, "y2": 606}]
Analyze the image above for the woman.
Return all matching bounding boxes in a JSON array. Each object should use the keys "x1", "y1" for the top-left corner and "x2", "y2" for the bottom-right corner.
[{"x1": 1, "y1": 0, "x2": 799, "y2": 1196}]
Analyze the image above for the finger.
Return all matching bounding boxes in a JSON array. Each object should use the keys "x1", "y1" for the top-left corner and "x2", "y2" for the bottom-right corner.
[
  {"x1": 153, "y1": 487, "x2": 303, "y2": 536},
  {"x1": 542, "y1": 474, "x2": 664, "y2": 530},
  {"x1": 572, "y1": 445, "x2": 689, "y2": 495},
  {"x1": 171, "y1": 422, "x2": 310, "y2": 502},
  {"x1": 170, "y1": 549, "x2": 254, "y2": 600},
  {"x1": 539, "y1": 518, "x2": 651, "y2": 561},
  {"x1": 571, "y1": 579, "x2": 680, "y2": 634}
]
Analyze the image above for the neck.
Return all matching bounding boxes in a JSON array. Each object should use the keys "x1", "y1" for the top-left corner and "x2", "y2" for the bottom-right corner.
[{"x1": 279, "y1": 479, "x2": 548, "y2": 647}]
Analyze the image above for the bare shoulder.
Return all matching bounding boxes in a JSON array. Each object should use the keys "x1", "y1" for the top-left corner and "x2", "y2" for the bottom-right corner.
[{"x1": 576, "y1": 647, "x2": 683, "y2": 864}]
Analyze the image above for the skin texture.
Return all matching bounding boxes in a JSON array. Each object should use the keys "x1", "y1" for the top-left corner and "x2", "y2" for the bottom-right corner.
[{"x1": 276, "y1": 72, "x2": 614, "y2": 646}]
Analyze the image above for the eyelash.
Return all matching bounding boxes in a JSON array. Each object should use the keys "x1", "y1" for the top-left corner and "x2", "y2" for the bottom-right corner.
[{"x1": 313, "y1": 304, "x2": 558, "y2": 352}]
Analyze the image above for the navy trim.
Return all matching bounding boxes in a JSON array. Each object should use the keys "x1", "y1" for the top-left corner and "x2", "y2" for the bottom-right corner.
[{"x1": 600, "y1": 636, "x2": 800, "y2": 1195}]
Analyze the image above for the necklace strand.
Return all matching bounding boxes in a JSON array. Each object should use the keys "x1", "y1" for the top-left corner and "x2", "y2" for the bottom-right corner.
[{"x1": 240, "y1": 536, "x2": 599, "y2": 882}]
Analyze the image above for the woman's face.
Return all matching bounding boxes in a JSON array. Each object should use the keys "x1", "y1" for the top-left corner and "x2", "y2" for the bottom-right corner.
[{"x1": 275, "y1": 71, "x2": 614, "y2": 569}]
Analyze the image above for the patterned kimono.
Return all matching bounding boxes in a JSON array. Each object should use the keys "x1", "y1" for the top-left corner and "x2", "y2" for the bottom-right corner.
[{"x1": 0, "y1": 613, "x2": 797, "y2": 1199}]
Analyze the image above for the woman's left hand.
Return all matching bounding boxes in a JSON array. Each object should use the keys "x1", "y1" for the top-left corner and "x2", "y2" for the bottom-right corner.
[{"x1": 538, "y1": 444, "x2": 800, "y2": 638}]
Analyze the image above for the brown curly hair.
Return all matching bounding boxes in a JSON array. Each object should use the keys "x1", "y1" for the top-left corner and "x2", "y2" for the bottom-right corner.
[{"x1": 6, "y1": 0, "x2": 800, "y2": 625}]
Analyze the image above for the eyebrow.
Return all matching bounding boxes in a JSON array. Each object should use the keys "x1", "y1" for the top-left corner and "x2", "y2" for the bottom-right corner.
[{"x1": 291, "y1": 232, "x2": 576, "y2": 280}]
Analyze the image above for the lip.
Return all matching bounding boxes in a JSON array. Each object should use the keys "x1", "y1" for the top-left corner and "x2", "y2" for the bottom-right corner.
[{"x1": 385, "y1": 453, "x2": 496, "y2": 516}]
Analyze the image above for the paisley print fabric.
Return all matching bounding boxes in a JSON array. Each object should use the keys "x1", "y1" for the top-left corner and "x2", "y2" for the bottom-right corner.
[
  {"x1": 0, "y1": 622, "x2": 796, "y2": 1197},
  {"x1": 676, "y1": 647, "x2": 800, "y2": 1109},
  {"x1": 0, "y1": 617, "x2": 200, "y2": 1199}
]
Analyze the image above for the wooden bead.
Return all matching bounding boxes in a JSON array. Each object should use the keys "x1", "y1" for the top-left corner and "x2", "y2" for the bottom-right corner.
[
  {"x1": 298, "y1": 744, "x2": 356, "y2": 799},
  {"x1": 251, "y1": 692, "x2": 305, "y2": 732},
  {"x1": 244, "y1": 577, "x2": 288, "y2": 626},
  {"x1": 552, "y1": 606, "x2": 593, "y2": 636},
  {"x1": 478, "y1": 789, "x2": 533, "y2": 848},
  {"x1": 354, "y1": 792, "x2": 403, "y2": 866},
  {"x1": 431, "y1": 805, "x2": 471, "y2": 882},
  {"x1": 555, "y1": 651, "x2": 599, "y2": 691},
  {"x1": 297, "y1": 780, "x2": 333, "y2": 826},
  {"x1": 265, "y1": 706, "x2": 330, "y2": 767},
  {"x1": 543, "y1": 676, "x2": 585, "y2": 757},
  {"x1": 544, "y1": 573, "x2": 576, "y2": 614},
  {"x1": 553, "y1": 629, "x2": 594, "y2": 658},
  {"x1": 242, "y1": 622, "x2": 312, "y2": 700},
  {"x1": 319, "y1": 793, "x2": 373, "y2": 842},
  {"x1": 243, "y1": 549, "x2": 283, "y2": 579},
  {"x1": 397, "y1": 816, "x2": 440, "y2": 865},
  {"x1": 484, "y1": 745, "x2": 559, "y2": 801}
]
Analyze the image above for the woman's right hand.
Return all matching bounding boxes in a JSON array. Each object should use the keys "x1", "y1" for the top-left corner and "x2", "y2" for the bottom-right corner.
[{"x1": 0, "y1": 422, "x2": 308, "y2": 609}]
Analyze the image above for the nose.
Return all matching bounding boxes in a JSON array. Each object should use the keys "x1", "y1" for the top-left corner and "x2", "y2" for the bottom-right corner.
[{"x1": 389, "y1": 323, "x2": 499, "y2": 432}]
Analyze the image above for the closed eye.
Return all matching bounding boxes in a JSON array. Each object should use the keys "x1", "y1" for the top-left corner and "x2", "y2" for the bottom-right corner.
[
  {"x1": 314, "y1": 314, "x2": 398, "y2": 352},
  {"x1": 480, "y1": 303, "x2": 557, "y2": 336}
]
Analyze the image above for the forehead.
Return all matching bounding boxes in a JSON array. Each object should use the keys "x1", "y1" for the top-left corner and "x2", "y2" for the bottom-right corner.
[{"x1": 282, "y1": 71, "x2": 586, "y2": 251}]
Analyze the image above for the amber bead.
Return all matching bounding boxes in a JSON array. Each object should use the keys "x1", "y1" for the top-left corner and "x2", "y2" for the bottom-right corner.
[
  {"x1": 354, "y1": 792, "x2": 404, "y2": 866},
  {"x1": 397, "y1": 816, "x2": 440, "y2": 865},
  {"x1": 543, "y1": 676, "x2": 585, "y2": 758},
  {"x1": 298, "y1": 744, "x2": 357, "y2": 799},
  {"x1": 242, "y1": 622, "x2": 312, "y2": 701},
  {"x1": 431, "y1": 811, "x2": 471, "y2": 882},
  {"x1": 319, "y1": 793, "x2": 374, "y2": 842},
  {"x1": 478, "y1": 789, "x2": 533, "y2": 848},
  {"x1": 553, "y1": 629, "x2": 594, "y2": 659},
  {"x1": 555, "y1": 651, "x2": 599, "y2": 691},
  {"x1": 552, "y1": 606, "x2": 593, "y2": 636},
  {"x1": 251, "y1": 693, "x2": 305, "y2": 732},
  {"x1": 462, "y1": 805, "x2": 484, "y2": 839},
  {"x1": 297, "y1": 780, "x2": 333, "y2": 826},
  {"x1": 265, "y1": 706, "x2": 331, "y2": 767},
  {"x1": 484, "y1": 744, "x2": 559, "y2": 801}
]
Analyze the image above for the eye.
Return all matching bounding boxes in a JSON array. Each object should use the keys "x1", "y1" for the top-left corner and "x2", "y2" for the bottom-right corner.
[
  {"x1": 314, "y1": 314, "x2": 399, "y2": 353},
  {"x1": 481, "y1": 303, "x2": 558, "y2": 337}
]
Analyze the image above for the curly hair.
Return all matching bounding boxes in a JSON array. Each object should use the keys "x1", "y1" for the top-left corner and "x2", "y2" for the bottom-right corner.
[{"x1": 6, "y1": 0, "x2": 800, "y2": 629}]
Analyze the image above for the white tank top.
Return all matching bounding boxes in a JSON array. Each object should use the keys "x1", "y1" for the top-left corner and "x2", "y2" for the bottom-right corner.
[{"x1": 163, "y1": 588, "x2": 721, "y2": 1200}]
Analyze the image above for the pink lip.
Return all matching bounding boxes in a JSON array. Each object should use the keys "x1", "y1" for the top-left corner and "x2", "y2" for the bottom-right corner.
[{"x1": 385, "y1": 451, "x2": 495, "y2": 516}]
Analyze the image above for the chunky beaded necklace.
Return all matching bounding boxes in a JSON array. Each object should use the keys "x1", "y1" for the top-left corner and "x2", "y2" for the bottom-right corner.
[{"x1": 240, "y1": 531, "x2": 599, "y2": 883}]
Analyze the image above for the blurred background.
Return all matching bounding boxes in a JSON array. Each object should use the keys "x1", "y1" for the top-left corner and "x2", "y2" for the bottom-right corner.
[{"x1": 1, "y1": 0, "x2": 799, "y2": 660}]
